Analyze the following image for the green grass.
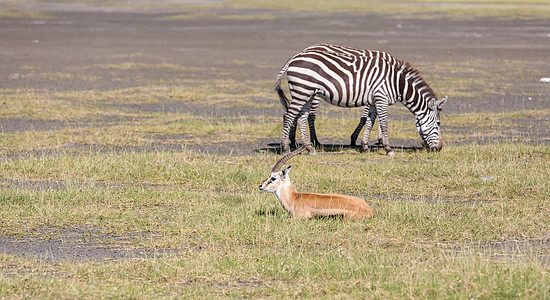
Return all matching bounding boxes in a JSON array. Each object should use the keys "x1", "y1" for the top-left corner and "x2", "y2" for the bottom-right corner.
[
  {"x1": 0, "y1": 143, "x2": 548, "y2": 298},
  {"x1": 1, "y1": 141, "x2": 549, "y2": 297}
]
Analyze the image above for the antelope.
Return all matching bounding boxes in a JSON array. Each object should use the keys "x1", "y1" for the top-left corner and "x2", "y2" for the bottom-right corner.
[{"x1": 259, "y1": 146, "x2": 375, "y2": 219}]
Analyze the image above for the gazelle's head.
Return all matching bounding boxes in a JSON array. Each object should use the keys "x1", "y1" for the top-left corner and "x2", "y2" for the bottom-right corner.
[
  {"x1": 259, "y1": 145, "x2": 306, "y2": 192},
  {"x1": 416, "y1": 96, "x2": 448, "y2": 152},
  {"x1": 259, "y1": 166, "x2": 291, "y2": 193}
]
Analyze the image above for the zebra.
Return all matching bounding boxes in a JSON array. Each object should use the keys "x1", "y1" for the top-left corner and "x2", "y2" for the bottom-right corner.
[{"x1": 275, "y1": 44, "x2": 447, "y2": 155}]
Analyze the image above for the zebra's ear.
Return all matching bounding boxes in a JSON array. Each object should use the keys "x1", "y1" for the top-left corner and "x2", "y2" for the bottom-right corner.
[
  {"x1": 437, "y1": 96, "x2": 448, "y2": 110},
  {"x1": 428, "y1": 98, "x2": 437, "y2": 110}
]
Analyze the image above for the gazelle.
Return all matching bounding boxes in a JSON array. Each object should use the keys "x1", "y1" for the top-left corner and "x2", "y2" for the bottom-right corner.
[{"x1": 259, "y1": 146, "x2": 375, "y2": 219}]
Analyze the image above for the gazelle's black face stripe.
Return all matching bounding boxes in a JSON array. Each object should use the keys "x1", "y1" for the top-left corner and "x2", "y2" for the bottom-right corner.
[
  {"x1": 259, "y1": 172, "x2": 280, "y2": 192},
  {"x1": 278, "y1": 44, "x2": 443, "y2": 150}
]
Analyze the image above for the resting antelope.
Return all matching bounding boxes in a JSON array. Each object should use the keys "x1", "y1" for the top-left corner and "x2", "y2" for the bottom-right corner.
[{"x1": 259, "y1": 146, "x2": 375, "y2": 219}]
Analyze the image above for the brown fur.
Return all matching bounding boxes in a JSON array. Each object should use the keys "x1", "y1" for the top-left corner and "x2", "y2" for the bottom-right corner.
[{"x1": 259, "y1": 166, "x2": 374, "y2": 219}]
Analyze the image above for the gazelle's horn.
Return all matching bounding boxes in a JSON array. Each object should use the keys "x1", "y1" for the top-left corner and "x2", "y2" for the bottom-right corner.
[{"x1": 271, "y1": 145, "x2": 307, "y2": 172}]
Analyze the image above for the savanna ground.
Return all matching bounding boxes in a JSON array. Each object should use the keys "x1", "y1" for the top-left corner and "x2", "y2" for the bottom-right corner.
[{"x1": 1, "y1": 0, "x2": 549, "y2": 298}]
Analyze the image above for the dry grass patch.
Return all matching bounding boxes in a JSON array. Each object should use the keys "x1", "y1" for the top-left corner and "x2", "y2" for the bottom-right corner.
[
  {"x1": 0, "y1": 7, "x2": 53, "y2": 19},
  {"x1": 223, "y1": 0, "x2": 550, "y2": 20}
]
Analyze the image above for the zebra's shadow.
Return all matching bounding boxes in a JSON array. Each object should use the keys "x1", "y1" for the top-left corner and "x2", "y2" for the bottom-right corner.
[{"x1": 256, "y1": 142, "x2": 424, "y2": 155}]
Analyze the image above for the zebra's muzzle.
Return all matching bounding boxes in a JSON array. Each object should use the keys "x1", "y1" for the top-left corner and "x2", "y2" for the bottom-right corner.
[
  {"x1": 430, "y1": 138, "x2": 443, "y2": 152},
  {"x1": 424, "y1": 138, "x2": 443, "y2": 152}
]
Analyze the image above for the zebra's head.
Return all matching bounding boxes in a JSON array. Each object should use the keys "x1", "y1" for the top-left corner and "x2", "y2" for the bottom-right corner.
[{"x1": 415, "y1": 96, "x2": 448, "y2": 152}]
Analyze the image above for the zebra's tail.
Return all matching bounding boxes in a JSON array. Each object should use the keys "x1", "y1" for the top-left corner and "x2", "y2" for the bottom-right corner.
[
  {"x1": 274, "y1": 56, "x2": 296, "y2": 112},
  {"x1": 275, "y1": 83, "x2": 290, "y2": 112}
]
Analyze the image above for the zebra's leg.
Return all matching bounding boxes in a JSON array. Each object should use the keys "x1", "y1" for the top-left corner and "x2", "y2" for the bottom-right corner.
[
  {"x1": 360, "y1": 105, "x2": 377, "y2": 153},
  {"x1": 281, "y1": 113, "x2": 294, "y2": 153},
  {"x1": 307, "y1": 99, "x2": 321, "y2": 147},
  {"x1": 350, "y1": 107, "x2": 369, "y2": 147},
  {"x1": 282, "y1": 93, "x2": 316, "y2": 154},
  {"x1": 374, "y1": 100, "x2": 395, "y2": 157},
  {"x1": 289, "y1": 120, "x2": 297, "y2": 148},
  {"x1": 350, "y1": 117, "x2": 366, "y2": 147},
  {"x1": 297, "y1": 112, "x2": 316, "y2": 154},
  {"x1": 296, "y1": 92, "x2": 321, "y2": 154},
  {"x1": 307, "y1": 113, "x2": 321, "y2": 147},
  {"x1": 307, "y1": 114, "x2": 318, "y2": 146},
  {"x1": 376, "y1": 121, "x2": 383, "y2": 146},
  {"x1": 293, "y1": 98, "x2": 319, "y2": 148}
]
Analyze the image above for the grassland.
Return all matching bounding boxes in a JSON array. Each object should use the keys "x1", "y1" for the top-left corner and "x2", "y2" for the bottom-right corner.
[
  {"x1": 0, "y1": 141, "x2": 549, "y2": 298},
  {"x1": 1, "y1": 75, "x2": 549, "y2": 298},
  {"x1": 0, "y1": 146, "x2": 548, "y2": 298},
  {"x1": 1, "y1": 2, "x2": 549, "y2": 298}
]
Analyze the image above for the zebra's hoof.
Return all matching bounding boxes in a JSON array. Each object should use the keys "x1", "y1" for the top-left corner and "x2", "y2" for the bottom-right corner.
[
  {"x1": 386, "y1": 151, "x2": 395, "y2": 157},
  {"x1": 361, "y1": 142, "x2": 369, "y2": 153}
]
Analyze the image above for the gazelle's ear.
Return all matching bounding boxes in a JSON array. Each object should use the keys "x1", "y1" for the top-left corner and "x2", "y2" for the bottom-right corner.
[
  {"x1": 437, "y1": 96, "x2": 448, "y2": 110},
  {"x1": 281, "y1": 165, "x2": 291, "y2": 180}
]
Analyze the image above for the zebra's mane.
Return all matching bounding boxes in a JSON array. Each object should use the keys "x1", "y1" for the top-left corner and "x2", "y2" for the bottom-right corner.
[{"x1": 396, "y1": 60, "x2": 437, "y2": 101}]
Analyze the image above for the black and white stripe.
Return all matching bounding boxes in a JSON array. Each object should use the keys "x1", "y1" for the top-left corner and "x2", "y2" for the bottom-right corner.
[{"x1": 275, "y1": 44, "x2": 447, "y2": 154}]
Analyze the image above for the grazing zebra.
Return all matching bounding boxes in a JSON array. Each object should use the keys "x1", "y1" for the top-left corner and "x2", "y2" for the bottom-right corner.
[{"x1": 275, "y1": 44, "x2": 447, "y2": 155}]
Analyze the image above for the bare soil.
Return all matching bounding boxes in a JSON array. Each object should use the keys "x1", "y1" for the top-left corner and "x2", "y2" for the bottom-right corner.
[
  {"x1": 0, "y1": 226, "x2": 179, "y2": 263},
  {"x1": 1, "y1": 2, "x2": 549, "y2": 262}
]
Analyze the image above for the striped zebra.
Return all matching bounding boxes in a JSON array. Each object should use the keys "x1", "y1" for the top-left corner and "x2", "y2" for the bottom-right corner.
[{"x1": 275, "y1": 44, "x2": 447, "y2": 155}]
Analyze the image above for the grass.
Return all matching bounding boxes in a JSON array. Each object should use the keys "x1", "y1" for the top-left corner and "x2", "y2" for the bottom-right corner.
[
  {"x1": 0, "y1": 7, "x2": 52, "y2": 19},
  {"x1": 1, "y1": 6, "x2": 549, "y2": 296},
  {"x1": 1, "y1": 84, "x2": 549, "y2": 297},
  {"x1": 0, "y1": 143, "x2": 548, "y2": 297},
  {"x1": 226, "y1": 0, "x2": 550, "y2": 20},
  {"x1": 167, "y1": 12, "x2": 279, "y2": 21},
  {"x1": 5, "y1": 0, "x2": 550, "y2": 20},
  {"x1": 155, "y1": 0, "x2": 550, "y2": 20}
]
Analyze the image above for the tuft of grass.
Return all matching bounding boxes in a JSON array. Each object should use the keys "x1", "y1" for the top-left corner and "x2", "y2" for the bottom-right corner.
[
  {"x1": 0, "y1": 7, "x2": 53, "y2": 19},
  {"x1": 93, "y1": 62, "x2": 198, "y2": 72},
  {"x1": 166, "y1": 12, "x2": 278, "y2": 20},
  {"x1": 223, "y1": 0, "x2": 550, "y2": 20}
]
